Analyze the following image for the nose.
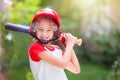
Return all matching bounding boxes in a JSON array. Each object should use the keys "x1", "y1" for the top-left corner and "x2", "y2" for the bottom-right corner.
[
  {"x1": 42, "y1": 31, "x2": 47, "y2": 36},
  {"x1": 41, "y1": 31, "x2": 48, "y2": 39}
]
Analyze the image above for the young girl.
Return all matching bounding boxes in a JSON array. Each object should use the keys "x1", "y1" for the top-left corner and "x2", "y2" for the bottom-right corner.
[{"x1": 28, "y1": 8, "x2": 82, "y2": 80}]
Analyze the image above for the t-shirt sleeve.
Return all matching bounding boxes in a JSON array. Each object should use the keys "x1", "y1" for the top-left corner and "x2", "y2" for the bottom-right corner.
[{"x1": 28, "y1": 42, "x2": 46, "y2": 62}]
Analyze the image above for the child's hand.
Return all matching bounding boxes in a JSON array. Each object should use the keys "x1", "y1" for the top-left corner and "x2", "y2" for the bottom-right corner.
[
  {"x1": 60, "y1": 33, "x2": 82, "y2": 47},
  {"x1": 65, "y1": 33, "x2": 77, "y2": 47},
  {"x1": 60, "y1": 33, "x2": 77, "y2": 47}
]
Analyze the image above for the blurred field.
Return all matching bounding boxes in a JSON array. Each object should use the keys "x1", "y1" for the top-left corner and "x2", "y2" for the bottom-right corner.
[
  {"x1": 66, "y1": 62, "x2": 110, "y2": 80},
  {"x1": 1, "y1": 0, "x2": 120, "y2": 80}
]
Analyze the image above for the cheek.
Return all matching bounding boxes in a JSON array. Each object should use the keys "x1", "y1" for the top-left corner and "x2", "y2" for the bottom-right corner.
[
  {"x1": 36, "y1": 31, "x2": 42, "y2": 37},
  {"x1": 49, "y1": 31, "x2": 54, "y2": 37}
]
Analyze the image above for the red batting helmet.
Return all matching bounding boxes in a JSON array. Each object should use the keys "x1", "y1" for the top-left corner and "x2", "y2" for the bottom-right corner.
[
  {"x1": 29, "y1": 8, "x2": 61, "y2": 44},
  {"x1": 32, "y1": 8, "x2": 60, "y2": 27}
]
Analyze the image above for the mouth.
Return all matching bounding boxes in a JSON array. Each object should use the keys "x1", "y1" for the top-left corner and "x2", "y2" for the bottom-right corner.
[
  {"x1": 38, "y1": 39, "x2": 52, "y2": 44},
  {"x1": 40, "y1": 37, "x2": 49, "y2": 40}
]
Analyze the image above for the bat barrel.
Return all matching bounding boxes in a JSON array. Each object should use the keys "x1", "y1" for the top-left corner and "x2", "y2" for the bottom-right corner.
[{"x1": 5, "y1": 23, "x2": 30, "y2": 33}]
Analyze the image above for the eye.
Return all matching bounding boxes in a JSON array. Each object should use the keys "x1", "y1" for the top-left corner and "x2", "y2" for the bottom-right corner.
[
  {"x1": 47, "y1": 29, "x2": 52, "y2": 31},
  {"x1": 38, "y1": 29, "x2": 42, "y2": 30},
  {"x1": 37, "y1": 28, "x2": 43, "y2": 31}
]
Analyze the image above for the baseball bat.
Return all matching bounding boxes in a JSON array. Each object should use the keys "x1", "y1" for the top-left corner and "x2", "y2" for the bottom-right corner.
[
  {"x1": 5, "y1": 23, "x2": 30, "y2": 34},
  {"x1": 5, "y1": 23, "x2": 82, "y2": 46}
]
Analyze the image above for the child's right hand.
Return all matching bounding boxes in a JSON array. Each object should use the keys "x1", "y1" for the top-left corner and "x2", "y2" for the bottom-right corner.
[
  {"x1": 60, "y1": 33, "x2": 77, "y2": 47},
  {"x1": 65, "y1": 33, "x2": 77, "y2": 47}
]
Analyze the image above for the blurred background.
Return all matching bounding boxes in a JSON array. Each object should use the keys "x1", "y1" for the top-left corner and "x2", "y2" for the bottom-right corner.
[{"x1": 0, "y1": 0, "x2": 120, "y2": 80}]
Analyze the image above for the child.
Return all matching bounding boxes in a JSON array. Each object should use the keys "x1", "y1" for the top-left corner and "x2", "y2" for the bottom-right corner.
[{"x1": 28, "y1": 8, "x2": 82, "y2": 80}]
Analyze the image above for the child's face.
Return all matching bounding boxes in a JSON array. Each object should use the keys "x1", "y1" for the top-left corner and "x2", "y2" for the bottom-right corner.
[{"x1": 34, "y1": 18, "x2": 57, "y2": 41}]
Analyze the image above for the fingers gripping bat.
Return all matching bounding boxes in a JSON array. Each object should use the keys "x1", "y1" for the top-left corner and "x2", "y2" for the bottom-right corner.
[{"x1": 5, "y1": 23, "x2": 82, "y2": 46}]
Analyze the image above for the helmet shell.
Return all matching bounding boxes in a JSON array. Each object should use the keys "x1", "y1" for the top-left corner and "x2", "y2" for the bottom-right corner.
[{"x1": 32, "y1": 8, "x2": 60, "y2": 27}]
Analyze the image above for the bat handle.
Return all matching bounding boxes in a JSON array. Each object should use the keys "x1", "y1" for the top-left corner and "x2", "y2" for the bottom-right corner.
[{"x1": 75, "y1": 38, "x2": 82, "y2": 46}]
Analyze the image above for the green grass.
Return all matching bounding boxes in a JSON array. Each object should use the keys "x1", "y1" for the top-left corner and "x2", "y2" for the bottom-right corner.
[{"x1": 65, "y1": 62, "x2": 111, "y2": 80}]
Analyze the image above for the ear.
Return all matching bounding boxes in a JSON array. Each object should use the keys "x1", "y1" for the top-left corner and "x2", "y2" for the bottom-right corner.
[
  {"x1": 53, "y1": 25, "x2": 58, "y2": 31},
  {"x1": 29, "y1": 23, "x2": 36, "y2": 38},
  {"x1": 53, "y1": 27, "x2": 62, "y2": 41}
]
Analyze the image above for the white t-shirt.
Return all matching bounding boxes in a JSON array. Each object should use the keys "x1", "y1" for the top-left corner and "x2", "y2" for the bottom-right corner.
[{"x1": 28, "y1": 42, "x2": 68, "y2": 80}]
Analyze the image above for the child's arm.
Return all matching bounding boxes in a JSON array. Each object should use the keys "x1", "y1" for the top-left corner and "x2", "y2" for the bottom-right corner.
[
  {"x1": 65, "y1": 49, "x2": 80, "y2": 74},
  {"x1": 39, "y1": 44, "x2": 72, "y2": 68},
  {"x1": 38, "y1": 33, "x2": 76, "y2": 68}
]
